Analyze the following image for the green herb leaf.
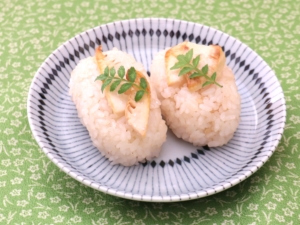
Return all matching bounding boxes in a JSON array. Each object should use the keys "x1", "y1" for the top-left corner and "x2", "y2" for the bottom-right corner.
[
  {"x1": 170, "y1": 62, "x2": 187, "y2": 70},
  {"x1": 128, "y1": 67, "x2": 136, "y2": 82},
  {"x1": 189, "y1": 72, "x2": 200, "y2": 79},
  {"x1": 201, "y1": 64, "x2": 208, "y2": 74},
  {"x1": 95, "y1": 74, "x2": 107, "y2": 81},
  {"x1": 104, "y1": 67, "x2": 109, "y2": 76},
  {"x1": 110, "y1": 67, "x2": 116, "y2": 77},
  {"x1": 179, "y1": 67, "x2": 194, "y2": 76},
  {"x1": 186, "y1": 49, "x2": 193, "y2": 62},
  {"x1": 96, "y1": 66, "x2": 148, "y2": 102},
  {"x1": 171, "y1": 49, "x2": 223, "y2": 89},
  {"x1": 211, "y1": 72, "x2": 217, "y2": 81},
  {"x1": 140, "y1": 77, "x2": 147, "y2": 89},
  {"x1": 118, "y1": 66, "x2": 125, "y2": 79},
  {"x1": 118, "y1": 83, "x2": 132, "y2": 94},
  {"x1": 177, "y1": 55, "x2": 187, "y2": 63},
  {"x1": 101, "y1": 78, "x2": 112, "y2": 92},
  {"x1": 135, "y1": 90, "x2": 144, "y2": 102},
  {"x1": 110, "y1": 80, "x2": 121, "y2": 92},
  {"x1": 202, "y1": 81, "x2": 212, "y2": 88},
  {"x1": 192, "y1": 55, "x2": 200, "y2": 67}
]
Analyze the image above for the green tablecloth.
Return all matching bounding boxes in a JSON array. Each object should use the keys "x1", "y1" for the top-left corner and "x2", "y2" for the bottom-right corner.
[{"x1": 1, "y1": 0, "x2": 299, "y2": 224}]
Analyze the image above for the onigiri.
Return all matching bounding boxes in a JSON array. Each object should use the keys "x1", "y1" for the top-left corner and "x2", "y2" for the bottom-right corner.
[
  {"x1": 69, "y1": 46, "x2": 167, "y2": 166},
  {"x1": 150, "y1": 41, "x2": 241, "y2": 147}
]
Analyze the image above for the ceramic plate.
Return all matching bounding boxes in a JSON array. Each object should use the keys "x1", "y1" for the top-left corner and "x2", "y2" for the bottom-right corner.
[{"x1": 27, "y1": 18, "x2": 286, "y2": 202}]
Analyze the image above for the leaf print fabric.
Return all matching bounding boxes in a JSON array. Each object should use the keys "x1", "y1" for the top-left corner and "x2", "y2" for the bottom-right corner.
[{"x1": 0, "y1": 0, "x2": 299, "y2": 224}]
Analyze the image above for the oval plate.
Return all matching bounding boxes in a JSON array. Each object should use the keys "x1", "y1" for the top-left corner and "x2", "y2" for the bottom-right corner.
[{"x1": 27, "y1": 18, "x2": 286, "y2": 202}]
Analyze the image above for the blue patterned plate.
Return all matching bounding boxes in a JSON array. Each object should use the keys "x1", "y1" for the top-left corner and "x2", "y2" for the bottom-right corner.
[{"x1": 27, "y1": 18, "x2": 286, "y2": 202}]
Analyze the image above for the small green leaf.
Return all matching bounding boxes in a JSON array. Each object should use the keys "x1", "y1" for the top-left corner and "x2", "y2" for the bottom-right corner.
[
  {"x1": 186, "y1": 49, "x2": 193, "y2": 62},
  {"x1": 95, "y1": 74, "x2": 107, "y2": 81},
  {"x1": 140, "y1": 77, "x2": 147, "y2": 89},
  {"x1": 189, "y1": 72, "x2": 200, "y2": 79},
  {"x1": 211, "y1": 72, "x2": 217, "y2": 81},
  {"x1": 177, "y1": 55, "x2": 186, "y2": 62},
  {"x1": 118, "y1": 66, "x2": 125, "y2": 79},
  {"x1": 97, "y1": 65, "x2": 150, "y2": 102},
  {"x1": 201, "y1": 65, "x2": 208, "y2": 74},
  {"x1": 118, "y1": 83, "x2": 132, "y2": 94},
  {"x1": 104, "y1": 67, "x2": 109, "y2": 76},
  {"x1": 179, "y1": 67, "x2": 194, "y2": 76},
  {"x1": 110, "y1": 80, "x2": 121, "y2": 92},
  {"x1": 170, "y1": 62, "x2": 186, "y2": 70},
  {"x1": 202, "y1": 81, "x2": 212, "y2": 88},
  {"x1": 135, "y1": 90, "x2": 144, "y2": 102},
  {"x1": 110, "y1": 67, "x2": 116, "y2": 77},
  {"x1": 170, "y1": 48, "x2": 223, "y2": 90},
  {"x1": 128, "y1": 67, "x2": 136, "y2": 82},
  {"x1": 192, "y1": 55, "x2": 200, "y2": 67},
  {"x1": 101, "y1": 78, "x2": 112, "y2": 92}
]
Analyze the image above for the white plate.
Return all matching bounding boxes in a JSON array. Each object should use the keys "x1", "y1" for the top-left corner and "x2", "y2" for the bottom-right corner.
[{"x1": 27, "y1": 18, "x2": 286, "y2": 202}]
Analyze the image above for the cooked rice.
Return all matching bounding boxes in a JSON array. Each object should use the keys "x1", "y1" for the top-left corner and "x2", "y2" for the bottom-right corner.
[
  {"x1": 150, "y1": 49, "x2": 241, "y2": 147},
  {"x1": 69, "y1": 49, "x2": 167, "y2": 166}
]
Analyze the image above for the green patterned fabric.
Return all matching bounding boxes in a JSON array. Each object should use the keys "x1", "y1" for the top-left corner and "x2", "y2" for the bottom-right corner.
[{"x1": 0, "y1": 0, "x2": 299, "y2": 224}]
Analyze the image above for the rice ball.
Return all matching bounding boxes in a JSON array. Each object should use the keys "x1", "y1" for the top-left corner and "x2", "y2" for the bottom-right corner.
[
  {"x1": 69, "y1": 48, "x2": 167, "y2": 166},
  {"x1": 150, "y1": 44, "x2": 241, "y2": 147}
]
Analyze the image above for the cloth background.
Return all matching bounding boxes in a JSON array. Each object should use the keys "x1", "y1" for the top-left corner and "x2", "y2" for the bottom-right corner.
[{"x1": 0, "y1": 0, "x2": 299, "y2": 224}]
